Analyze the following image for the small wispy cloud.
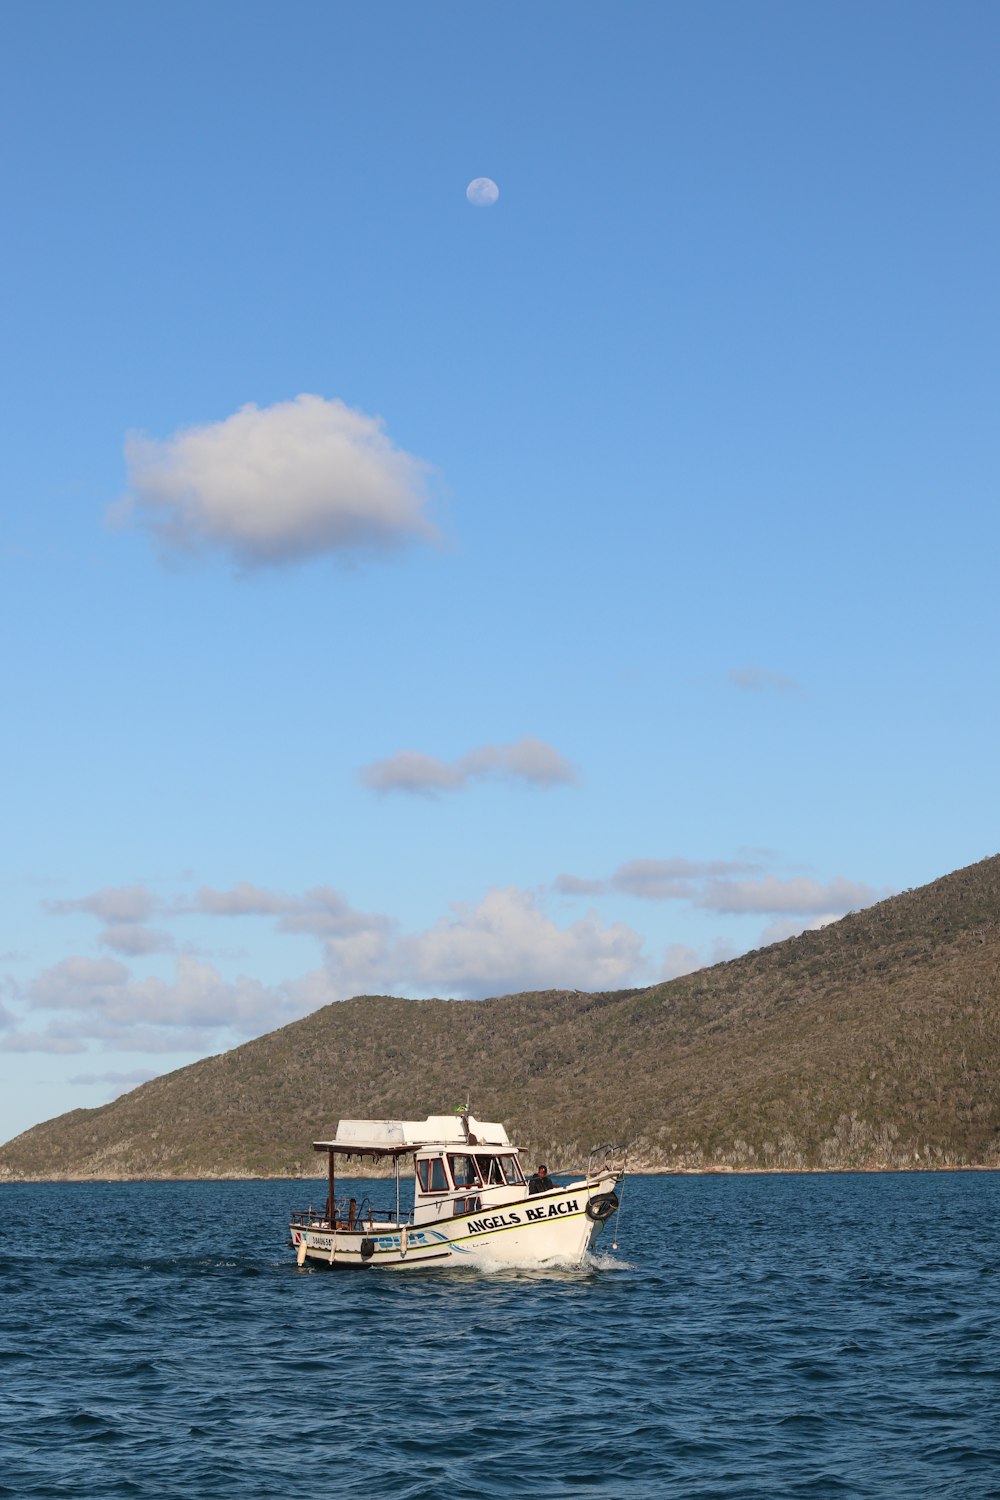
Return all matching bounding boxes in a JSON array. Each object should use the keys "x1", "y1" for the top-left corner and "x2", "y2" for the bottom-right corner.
[
  {"x1": 99, "y1": 924, "x2": 175, "y2": 956},
  {"x1": 729, "y1": 665, "x2": 804, "y2": 696},
  {"x1": 111, "y1": 395, "x2": 437, "y2": 569},
  {"x1": 0, "y1": 1030, "x2": 87, "y2": 1055},
  {"x1": 758, "y1": 914, "x2": 843, "y2": 945},
  {"x1": 557, "y1": 856, "x2": 890, "y2": 928},
  {"x1": 188, "y1": 883, "x2": 390, "y2": 941},
  {"x1": 553, "y1": 873, "x2": 605, "y2": 896},
  {"x1": 697, "y1": 875, "x2": 884, "y2": 916},
  {"x1": 47, "y1": 888, "x2": 176, "y2": 956},
  {"x1": 68, "y1": 1069, "x2": 157, "y2": 1088},
  {"x1": 28, "y1": 956, "x2": 130, "y2": 1009},
  {"x1": 360, "y1": 737, "x2": 577, "y2": 795},
  {"x1": 191, "y1": 882, "x2": 294, "y2": 918},
  {"x1": 360, "y1": 751, "x2": 466, "y2": 794},
  {"x1": 660, "y1": 943, "x2": 701, "y2": 980},
  {"x1": 556, "y1": 856, "x2": 759, "y2": 901},
  {"x1": 611, "y1": 858, "x2": 757, "y2": 900},
  {"x1": 47, "y1": 885, "x2": 156, "y2": 923}
]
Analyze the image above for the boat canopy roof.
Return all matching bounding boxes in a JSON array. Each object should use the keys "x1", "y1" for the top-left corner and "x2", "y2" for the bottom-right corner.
[{"x1": 313, "y1": 1114, "x2": 513, "y2": 1157}]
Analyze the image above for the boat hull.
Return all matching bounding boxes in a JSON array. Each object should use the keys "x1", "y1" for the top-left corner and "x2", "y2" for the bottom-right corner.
[{"x1": 290, "y1": 1176, "x2": 620, "y2": 1270}]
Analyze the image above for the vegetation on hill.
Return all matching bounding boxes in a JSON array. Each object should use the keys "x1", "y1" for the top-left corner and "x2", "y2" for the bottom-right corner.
[{"x1": 2, "y1": 855, "x2": 999, "y2": 1179}]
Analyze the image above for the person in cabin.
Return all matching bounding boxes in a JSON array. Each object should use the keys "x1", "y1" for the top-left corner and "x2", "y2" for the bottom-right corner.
[{"x1": 528, "y1": 1164, "x2": 554, "y2": 1194}]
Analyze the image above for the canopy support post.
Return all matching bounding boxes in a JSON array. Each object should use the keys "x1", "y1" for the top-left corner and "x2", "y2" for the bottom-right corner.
[{"x1": 326, "y1": 1150, "x2": 335, "y2": 1226}]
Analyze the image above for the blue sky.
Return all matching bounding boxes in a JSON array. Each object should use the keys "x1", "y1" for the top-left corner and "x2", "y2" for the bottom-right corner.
[{"x1": 2, "y1": 1, "x2": 998, "y2": 1144}]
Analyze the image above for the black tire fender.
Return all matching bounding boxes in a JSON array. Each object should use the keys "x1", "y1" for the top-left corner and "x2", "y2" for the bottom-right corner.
[{"x1": 585, "y1": 1191, "x2": 619, "y2": 1222}]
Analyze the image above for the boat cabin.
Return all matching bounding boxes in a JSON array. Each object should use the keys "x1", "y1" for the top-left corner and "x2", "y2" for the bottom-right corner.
[
  {"x1": 412, "y1": 1144, "x2": 526, "y2": 1224},
  {"x1": 306, "y1": 1113, "x2": 527, "y2": 1232}
]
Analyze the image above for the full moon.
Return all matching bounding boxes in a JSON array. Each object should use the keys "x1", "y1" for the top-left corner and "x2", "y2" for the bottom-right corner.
[{"x1": 466, "y1": 177, "x2": 500, "y2": 207}]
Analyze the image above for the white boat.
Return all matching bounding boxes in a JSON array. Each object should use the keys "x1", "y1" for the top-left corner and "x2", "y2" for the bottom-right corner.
[{"x1": 289, "y1": 1109, "x2": 626, "y2": 1270}]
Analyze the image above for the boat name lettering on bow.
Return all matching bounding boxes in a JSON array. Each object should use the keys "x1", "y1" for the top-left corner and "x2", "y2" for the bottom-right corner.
[
  {"x1": 465, "y1": 1198, "x2": 580, "y2": 1234},
  {"x1": 466, "y1": 1211, "x2": 522, "y2": 1235},
  {"x1": 525, "y1": 1198, "x2": 579, "y2": 1221}
]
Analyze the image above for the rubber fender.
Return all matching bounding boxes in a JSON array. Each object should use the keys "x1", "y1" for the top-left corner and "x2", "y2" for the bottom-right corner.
[
  {"x1": 585, "y1": 1191, "x2": 619, "y2": 1222},
  {"x1": 360, "y1": 1238, "x2": 376, "y2": 1260}
]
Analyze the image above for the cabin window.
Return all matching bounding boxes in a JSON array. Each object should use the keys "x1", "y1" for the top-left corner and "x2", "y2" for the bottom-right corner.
[
  {"x1": 500, "y1": 1155, "x2": 525, "y2": 1186},
  {"x1": 448, "y1": 1153, "x2": 481, "y2": 1188},
  {"x1": 416, "y1": 1156, "x2": 449, "y2": 1193},
  {"x1": 455, "y1": 1196, "x2": 481, "y2": 1216},
  {"x1": 477, "y1": 1155, "x2": 505, "y2": 1187}
]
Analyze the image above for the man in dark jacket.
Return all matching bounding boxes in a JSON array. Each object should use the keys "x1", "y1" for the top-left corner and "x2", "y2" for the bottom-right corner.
[{"x1": 528, "y1": 1164, "x2": 554, "y2": 1194}]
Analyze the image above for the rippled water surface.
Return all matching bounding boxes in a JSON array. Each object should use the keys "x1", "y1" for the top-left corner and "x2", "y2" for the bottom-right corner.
[{"x1": 2, "y1": 1173, "x2": 999, "y2": 1498}]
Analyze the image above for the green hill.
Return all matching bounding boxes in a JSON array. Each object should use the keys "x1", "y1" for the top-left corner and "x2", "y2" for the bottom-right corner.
[{"x1": 2, "y1": 854, "x2": 999, "y2": 1179}]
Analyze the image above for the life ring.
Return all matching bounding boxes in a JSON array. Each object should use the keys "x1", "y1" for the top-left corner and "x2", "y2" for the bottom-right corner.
[{"x1": 586, "y1": 1191, "x2": 619, "y2": 1223}]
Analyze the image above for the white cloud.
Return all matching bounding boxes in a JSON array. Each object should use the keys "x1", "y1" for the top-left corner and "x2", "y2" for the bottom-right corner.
[
  {"x1": 360, "y1": 751, "x2": 466, "y2": 795},
  {"x1": 113, "y1": 395, "x2": 437, "y2": 568},
  {"x1": 99, "y1": 923, "x2": 175, "y2": 956},
  {"x1": 191, "y1": 882, "x2": 390, "y2": 941},
  {"x1": 729, "y1": 665, "x2": 804, "y2": 696},
  {"x1": 277, "y1": 887, "x2": 393, "y2": 940},
  {"x1": 558, "y1": 860, "x2": 884, "y2": 920},
  {"x1": 660, "y1": 944, "x2": 701, "y2": 980},
  {"x1": 758, "y1": 913, "x2": 842, "y2": 945},
  {"x1": 68, "y1": 1068, "x2": 157, "y2": 1088},
  {"x1": 28, "y1": 956, "x2": 130, "y2": 1009},
  {"x1": 320, "y1": 886, "x2": 644, "y2": 1000},
  {"x1": 97, "y1": 957, "x2": 296, "y2": 1032},
  {"x1": 45, "y1": 888, "x2": 175, "y2": 954},
  {"x1": 361, "y1": 737, "x2": 577, "y2": 795},
  {"x1": 557, "y1": 856, "x2": 760, "y2": 901},
  {"x1": 460, "y1": 739, "x2": 576, "y2": 786},
  {"x1": 192, "y1": 882, "x2": 294, "y2": 917},
  {"x1": 658, "y1": 936, "x2": 739, "y2": 982},
  {"x1": 78, "y1": 1024, "x2": 228, "y2": 1055},
  {"x1": 611, "y1": 858, "x2": 757, "y2": 900},
  {"x1": 554, "y1": 873, "x2": 605, "y2": 896},
  {"x1": 0, "y1": 1030, "x2": 87, "y2": 1055},
  {"x1": 710, "y1": 937, "x2": 741, "y2": 965},
  {"x1": 697, "y1": 875, "x2": 883, "y2": 915},
  {"x1": 47, "y1": 885, "x2": 156, "y2": 923},
  {"x1": 23, "y1": 953, "x2": 301, "y2": 1042}
]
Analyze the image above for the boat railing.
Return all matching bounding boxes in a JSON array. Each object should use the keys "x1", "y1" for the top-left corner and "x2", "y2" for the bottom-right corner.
[
  {"x1": 587, "y1": 1142, "x2": 628, "y2": 1181},
  {"x1": 291, "y1": 1196, "x2": 414, "y2": 1231}
]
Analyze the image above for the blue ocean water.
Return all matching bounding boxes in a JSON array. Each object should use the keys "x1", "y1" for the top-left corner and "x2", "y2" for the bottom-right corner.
[{"x1": 1, "y1": 1172, "x2": 999, "y2": 1499}]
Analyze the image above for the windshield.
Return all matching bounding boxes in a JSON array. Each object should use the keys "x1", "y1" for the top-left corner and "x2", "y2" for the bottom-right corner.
[{"x1": 447, "y1": 1153, "x2": 481, "y2": 1188}]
